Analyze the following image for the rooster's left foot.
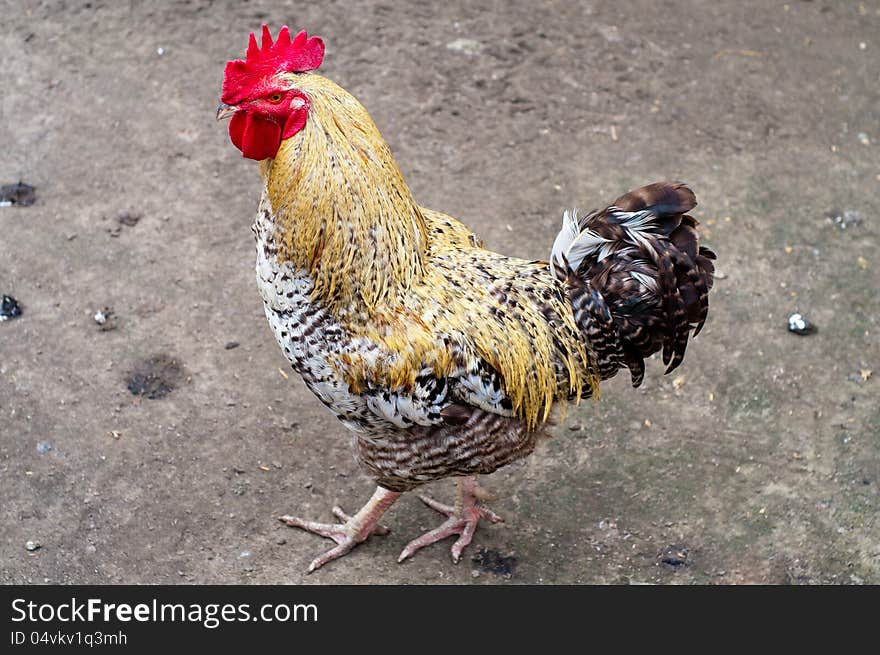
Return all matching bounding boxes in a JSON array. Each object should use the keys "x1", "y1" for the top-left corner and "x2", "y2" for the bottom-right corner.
[{"x1": 398, "y1": 476, "x2": 502, "y2": 563}]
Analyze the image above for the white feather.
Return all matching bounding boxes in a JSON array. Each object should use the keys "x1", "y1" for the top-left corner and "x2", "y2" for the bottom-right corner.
[
  {"x1": 551, "y1": 207, "x2": 660, "y2": 275},
  {"x1": 568, "y1": 229, "x2": 610, "y2": 266},
  {"x1": 601, "y1": 240, "x2": 623, "y2": 263},
  {"x1": 551, "y1": 208, "x2": 620, "y2": 275},
  {"x1": 366, "y1": 394, "x2": 407, "y2": 428},
  {"x1": 630, "y1": 270, "x2": 659, "y2": 294},
  {"x1": 549, "y1": 209, "x2": 581, "y2": 277},
  {"x1": 613, "y1": 209, "x2": 654, "y2": 228}
]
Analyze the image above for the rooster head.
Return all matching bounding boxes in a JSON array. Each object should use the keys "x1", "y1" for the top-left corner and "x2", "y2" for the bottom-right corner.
[{"x1": 218, "y1": 25, "x2": 324, "y2": 161}]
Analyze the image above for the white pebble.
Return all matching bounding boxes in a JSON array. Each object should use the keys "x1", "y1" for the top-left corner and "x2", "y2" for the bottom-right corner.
[{"x1": 445, "y1": 39, "x2": 482, "y2": 56}]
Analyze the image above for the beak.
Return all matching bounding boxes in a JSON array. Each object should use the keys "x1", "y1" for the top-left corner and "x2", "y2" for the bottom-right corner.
[{"x1": 216, "y1": 103, "x2": 237, "y2": 121}]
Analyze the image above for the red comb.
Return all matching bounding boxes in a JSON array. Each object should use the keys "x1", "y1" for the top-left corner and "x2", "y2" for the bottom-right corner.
[{"x1": 221, "y1": 25, "x2": 324, "y2": 104}]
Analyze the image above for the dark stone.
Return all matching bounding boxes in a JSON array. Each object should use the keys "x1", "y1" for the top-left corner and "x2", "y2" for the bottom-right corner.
[
  {"x1": 659, "y1": 544, "x2": 689, "y2": 569},
  {"x1": 1, "y1": 295, "x2": 23, "y2": 321},
  {"x1": 116, "y1": 212, "x2": 141, "y2": 227},
  {"x1": 0, "y1": 182, "x2": 36, "y2": 206}
]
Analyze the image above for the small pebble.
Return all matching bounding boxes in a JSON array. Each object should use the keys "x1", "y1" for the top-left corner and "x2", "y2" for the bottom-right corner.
[
  {"x1": 25, "y1": 540, "x2": 41, "y2": 552},
  {"x1": 225, "y1": 341, "x2": 240, "y2": 350},
  {"x1": 787, "y1": 313, "x2": 814, "y2": 335},
  {"x1": 827, "y1": 209, "x2": 863, "y2": 230},
  {"x1": 36, "y1": 442, "x2": 52, "y2": 454},
  {"x1": 93, "y1": 307, "x2": 116, "y2": 330},
  {"x1": 659, "y1": 544, "x2": 689, "y2": 569},
  {"x1": 568, "y1": 423, "x2": 582, "y2": 431},
  {"x1": 1, "y1": 294, "x2": 23, "y2": 321},
  {"x1": 847, "y1": 371, "x2": 872, "y2": 385},
  {"x1": 116, "y1": 211, "x2": 141, "y2": 227},
  {"x1": 445, "y1": 38, "x2": 483, "y2": 56},
  {"x1": 0, "y1": 182, "x2": 36, "y2": 207}
]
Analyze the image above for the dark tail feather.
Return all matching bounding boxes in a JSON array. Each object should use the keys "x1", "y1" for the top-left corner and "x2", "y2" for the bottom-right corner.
[
  {"x1": 611, "y1": 181, "x2": 696, "y2": 216},
  {"x1": 560, "y1": 181, "x2": 715, "y2": 387},
  {"x1": 566, "y1": 275, "x2": 627, "y2": 381}
]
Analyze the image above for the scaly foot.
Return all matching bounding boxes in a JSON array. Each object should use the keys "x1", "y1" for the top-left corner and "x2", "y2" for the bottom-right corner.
[
  {"x1": 280, "y1": 486, "x2": 400, "y2": 572},
  {"x1": 398, "y1": 476, "x2": 503, "y2": 563}
]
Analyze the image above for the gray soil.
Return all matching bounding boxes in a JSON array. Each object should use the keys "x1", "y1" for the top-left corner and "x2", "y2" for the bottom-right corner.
[{"x1": 1, "y1": 0, "x2": 877, "y2": 584}]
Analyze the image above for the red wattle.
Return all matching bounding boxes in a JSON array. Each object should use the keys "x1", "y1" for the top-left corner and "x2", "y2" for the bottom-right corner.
[
  {"x1": 228, "y1": 112, "x2": 282, "y2": 161},
  {"x1": 282, "y1": 107, "x2": 308, "y2": 139},
  {"x1": 228, "y1": 111, "x2": 247, "y2": 153}
]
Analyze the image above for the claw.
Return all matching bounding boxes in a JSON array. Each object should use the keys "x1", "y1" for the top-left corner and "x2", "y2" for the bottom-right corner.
[{"x1": 307, "y1": 541, "x2": 357, "y2": 574}]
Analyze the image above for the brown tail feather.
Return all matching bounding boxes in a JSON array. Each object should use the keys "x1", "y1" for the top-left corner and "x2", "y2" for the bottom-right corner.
[
  {"x1": 611, "y1": 181, "x2": 697, "y2": 216},
  {"x1": 563, "y1": 181, "x2": 715, "y2": 387}
]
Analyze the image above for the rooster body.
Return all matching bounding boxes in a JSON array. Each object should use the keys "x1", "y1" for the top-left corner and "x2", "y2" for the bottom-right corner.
[
  {"x1": 220, "y1": 27, "x2": 715, "y2": 570},
  {"x1": 255, "y1": 199, "x2": 577, "y2": 493}
]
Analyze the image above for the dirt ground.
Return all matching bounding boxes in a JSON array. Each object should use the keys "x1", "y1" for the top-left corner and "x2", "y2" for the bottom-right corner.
[{"x1": 1, "y1": 0, "x2": 878, "y2": 585}]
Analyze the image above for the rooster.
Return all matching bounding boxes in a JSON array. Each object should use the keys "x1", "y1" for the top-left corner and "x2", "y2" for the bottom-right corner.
[{"x1": 217, "y1": 26, "x2": 716, "y2": 572}]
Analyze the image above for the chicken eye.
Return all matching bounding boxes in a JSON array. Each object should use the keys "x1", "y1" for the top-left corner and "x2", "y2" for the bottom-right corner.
[{"x1": 267, "y1": 93, "x2": 283, "y2": 104}]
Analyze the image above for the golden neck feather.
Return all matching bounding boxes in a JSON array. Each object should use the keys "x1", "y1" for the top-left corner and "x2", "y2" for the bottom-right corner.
[{"x1": 261, "y1": 74, "x2": 428, "y2": 314}]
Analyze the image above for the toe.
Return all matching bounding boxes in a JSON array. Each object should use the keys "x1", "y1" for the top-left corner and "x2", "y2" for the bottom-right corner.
[
  {"x1": 279, "y1": 515, "x2": 349, "y2": 543},
  {"x1": 398, "y1": 519, "x2": 461, "y2": 562},
  {"x1": 478, "y1": 506, "x2": 504, "y2": 524},
  {"x1": 450, "y1": 519, "x2": 478, "y2": 562},
  {"x1": 331, "y1": 506, "x2": 351, "y2": 523},
  {"x1": 417, "y1": 494, "x2": 456, "y2": 517}
]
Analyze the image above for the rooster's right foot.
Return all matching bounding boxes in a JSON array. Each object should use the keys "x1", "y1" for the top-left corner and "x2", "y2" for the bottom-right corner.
[{"x1": 279, "y1": 486, "x2": 400, "y2": 572}]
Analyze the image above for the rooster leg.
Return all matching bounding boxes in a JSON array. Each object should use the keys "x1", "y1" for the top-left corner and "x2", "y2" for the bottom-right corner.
[
  {"x1": 398, "y1": 476, "x2": 503, "y2": 563},
  {"x1": 279, "y1": 486, "x2": 400, "y2": 572}
]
